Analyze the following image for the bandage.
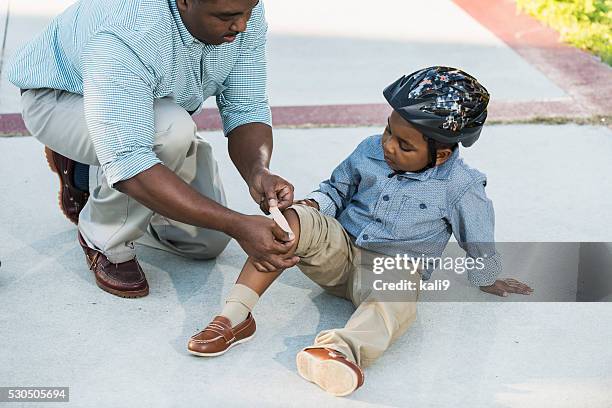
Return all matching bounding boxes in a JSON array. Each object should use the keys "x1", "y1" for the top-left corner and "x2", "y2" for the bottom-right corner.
[{"x1": 270, "y1": 206, "x2": 295, "y2": 241}]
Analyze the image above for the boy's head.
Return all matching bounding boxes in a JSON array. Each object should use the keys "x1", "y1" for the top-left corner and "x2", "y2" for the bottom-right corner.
[{"x1": 382, "y1": 66, "x2": 490, "y2": 173}]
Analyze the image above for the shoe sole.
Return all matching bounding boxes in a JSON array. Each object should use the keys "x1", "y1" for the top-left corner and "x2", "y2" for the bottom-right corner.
[
  {"x1": 95, "y1": 279, "x2": 149, "y2": 298},
  {"x1": 296, "y1": 350, "x2": 359, "y2": 397},
  {"x1": 44, "y1": 147, "x2": 78, "y2": 225},
  {"x1": 187, "y1": 333, "x2": 255, "y2": 357}
]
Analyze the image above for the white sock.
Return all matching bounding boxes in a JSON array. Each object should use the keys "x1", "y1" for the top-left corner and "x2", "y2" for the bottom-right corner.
[{"x1": 220, "y1": 284, "x2": 260, "y2": 327}]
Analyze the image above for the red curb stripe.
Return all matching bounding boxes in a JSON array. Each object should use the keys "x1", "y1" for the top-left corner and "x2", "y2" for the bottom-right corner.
[
  {"x1": 1, "y1": 105, "x2": 389, "y2": 135},
  {"x1": 452, "y1": 0, "x2": 612, "y2": 116},
  {"x1": 0, "y1": 99, "x2": 587, "y2": 136},
  {"x1": 192, "y1": 103, "x2": 391, "y2": 131},
  {"x1": 0, "y1": 113, "x2": 30, "y2": 135}
]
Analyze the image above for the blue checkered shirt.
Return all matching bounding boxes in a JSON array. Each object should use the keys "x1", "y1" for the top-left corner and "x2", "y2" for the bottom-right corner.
[
  {"x1": 307, "y1": 134, "x2": 502, "y2": 286},
  {"x1": 8, "y1": 0, "x2": 271, "y2": 187}
]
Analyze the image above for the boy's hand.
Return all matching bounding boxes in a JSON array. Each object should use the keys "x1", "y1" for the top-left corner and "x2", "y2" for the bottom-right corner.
[
  {"x1": 293, "y1": 199, "x2": 320, "y2": 210},
  {"x1": 480, "y1": 278, "x2": 534, "y2": 297}
]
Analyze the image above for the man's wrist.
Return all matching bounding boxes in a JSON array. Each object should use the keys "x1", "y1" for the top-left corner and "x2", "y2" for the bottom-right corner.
[
  {"x1": 247, "y1": 166, "x2": 270, "y2": 187},
  {"x1": 217, "y1": 210, "x2": 246, "y2": 239}
]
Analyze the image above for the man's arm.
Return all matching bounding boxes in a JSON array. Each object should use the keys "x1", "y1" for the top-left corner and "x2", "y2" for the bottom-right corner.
[
  {"x1": 216, "y1": 3, "x2": 294, "y2": 215},
  {"x1": 115, "y1": 164, "x2": 297, "y2": 270},
  {"x1": 227, "y1": 123, "x2": 294, "y2": 212},
  {"x1": 115, "y1": 165, "x2": 240, "y2": 235}
]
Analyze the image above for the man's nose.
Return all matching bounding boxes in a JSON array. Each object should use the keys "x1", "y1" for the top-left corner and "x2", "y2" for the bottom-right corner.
[{"x1": 231, "y1": 15, "x2": 249, "y2": 33}]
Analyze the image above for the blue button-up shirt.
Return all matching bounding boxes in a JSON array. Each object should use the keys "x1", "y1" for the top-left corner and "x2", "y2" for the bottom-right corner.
[
  {"x1": 8, "y1": 0, "x2": 271, "y2": 187},
  {"x1": 307, "y1": 134, "x2": 501, "y2": 286}
]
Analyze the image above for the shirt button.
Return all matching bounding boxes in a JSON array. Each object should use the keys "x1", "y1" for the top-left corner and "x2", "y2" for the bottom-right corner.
[
  {"x1": 376, "y1": 218, "x2": 382, "y2": 223},
  {"x1": 363, "y1": 234, "x2": 369, "y2": 240},
  {"x1": 383, "y1": 195, "x2": 390, "y2": 201},
  {"x1": 420, "y1": 203, "x2": 427, "y2": 209}
]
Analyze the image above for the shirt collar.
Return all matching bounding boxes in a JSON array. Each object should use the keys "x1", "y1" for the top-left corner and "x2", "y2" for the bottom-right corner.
[
  {"x1": 366, "y1": 134, "x2": 459, "y2": 181},
  {"x1": 170, "y1": 0, "x2": 199, "y2": 46}
]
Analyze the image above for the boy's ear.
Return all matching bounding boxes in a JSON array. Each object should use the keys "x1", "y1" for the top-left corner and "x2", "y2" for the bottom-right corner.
[{"x1": 435, "y1": 148, "x2": 452, "y2": 166}]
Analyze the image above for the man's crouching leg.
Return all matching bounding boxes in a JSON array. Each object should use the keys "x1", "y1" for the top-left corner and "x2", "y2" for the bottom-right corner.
[
  {"x1": 78, "y1": 98, "x2": 201, "y2": 297},
  {"x1": 139, "y1": 107, "x2": 231, "y2": 259}
]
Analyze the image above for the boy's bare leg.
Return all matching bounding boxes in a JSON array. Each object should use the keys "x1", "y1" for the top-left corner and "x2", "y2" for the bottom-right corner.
[
  {"x1": 188, "y1": 208, "x2": 303, "y2": 356},
  {"x1": 219, "y1": 208, "x2": 301, "y2": 326}
]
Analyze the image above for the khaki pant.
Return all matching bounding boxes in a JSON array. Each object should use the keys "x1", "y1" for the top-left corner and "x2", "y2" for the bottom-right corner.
[
  {"x1": 291, "y1": 205, "x2": 421, "y2": 367},
  {"x1": 21, "y1": 88, "x2": 230, "y2": 262}
]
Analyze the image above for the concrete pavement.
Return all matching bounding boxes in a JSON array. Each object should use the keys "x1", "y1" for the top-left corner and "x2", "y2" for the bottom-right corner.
[
  {"x1": 1, "y1": 126, "x2": 612, "y2": 407},
  {"x1": 1, "y1": 0, "x2": 611, "y2": 406}
]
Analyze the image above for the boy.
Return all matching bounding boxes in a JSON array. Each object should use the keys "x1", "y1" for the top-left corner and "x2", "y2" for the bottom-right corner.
[{"x1": 187, "y1": 67, "x2": 533, "y2": 396}]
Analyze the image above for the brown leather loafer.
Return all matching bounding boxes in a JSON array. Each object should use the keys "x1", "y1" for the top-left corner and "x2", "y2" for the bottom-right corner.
[
  {"x1": 78, "y1": 233, "x2": 149, "y2": 298},
  {"x1": 188, "y1": 314, "x2": 256, "y2": 357},
  {"x1": 296, "y1": 347, "x2": 365, "y2": 397},
  {"x1": 45, "y1": 147, "x2": 89, "y2": 224}
]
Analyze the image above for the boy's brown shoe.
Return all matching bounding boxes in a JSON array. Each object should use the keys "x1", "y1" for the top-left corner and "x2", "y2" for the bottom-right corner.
[
  {"x1": 188, "y1": 314, "x2": 256, "y2": 357},
  {"x1": 296, "y1": 348, "x2": 364, "y2": 397},
  {"x1": 44, "y1": 147, "x2": 89, "y2": 225},
  {"x1": 78, "y1": 232, "x2": 149, "y2": 298}
]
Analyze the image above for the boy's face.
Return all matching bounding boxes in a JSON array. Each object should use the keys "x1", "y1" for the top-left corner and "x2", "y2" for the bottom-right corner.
[{"x1": 382, "y1": 111, "x2": 452, "y2": 172}]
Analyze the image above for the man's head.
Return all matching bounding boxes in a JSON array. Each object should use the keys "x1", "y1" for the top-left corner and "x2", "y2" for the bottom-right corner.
[
  {"x1": 176, "y1": 0, "x2": 259, "y2": 45},
  {"x1": 382, "y1": 110, "x2": 456, "y2": 173},
  {"x1": 382, "y1": 66, "x2": 490, "y2": 172}
]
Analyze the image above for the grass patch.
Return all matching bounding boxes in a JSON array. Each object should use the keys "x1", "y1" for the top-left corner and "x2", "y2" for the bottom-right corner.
[{"x1": 517, "y1": 0, "x2": 612, "y2": 65}]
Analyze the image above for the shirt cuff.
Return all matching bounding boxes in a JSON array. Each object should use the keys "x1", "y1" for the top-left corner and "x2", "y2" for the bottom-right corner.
[
  {"x1": 305, "y1": 191, "x2": 337, "y2": 218},
  {"x1": 220, "y1": 106, "x2": 272, "y2": 136},
  {"x1": 102, "y1": 147, "x2": 162, "y2": 189},
  {"x1": 467, "y1": 252, "x2": 502, "y2": 286}
]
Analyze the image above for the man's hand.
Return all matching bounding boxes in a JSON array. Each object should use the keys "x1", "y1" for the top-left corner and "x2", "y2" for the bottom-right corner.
[
  {"x1": 230, "y1": 214, "x2": 299, "y2": 272},
  {"x1": 227, "y1": 123, "x2": 294, "y2": 213},
  {"x1": 293, "y1": 198, "x2": 319, "y2": 210},
  {"x1": 249, "y1": 168, "x2": 295, "y2": 214},
  {"x1": 480, "y1": 278, "x2": 534, "y2": 297}
]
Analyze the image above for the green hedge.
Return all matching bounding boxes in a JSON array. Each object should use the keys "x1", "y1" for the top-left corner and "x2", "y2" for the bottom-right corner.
[{"x1": 516, "y1": 0, "x2": 611, "y2": 65}]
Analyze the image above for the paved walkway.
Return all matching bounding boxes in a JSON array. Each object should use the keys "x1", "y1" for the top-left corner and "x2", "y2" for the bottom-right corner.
[
  {"x1": 1, "y1": 1, "x2": 611, "y2": 406},
  {"x1": 2, "y1": 126, "x2": 612, "y2": 407}
]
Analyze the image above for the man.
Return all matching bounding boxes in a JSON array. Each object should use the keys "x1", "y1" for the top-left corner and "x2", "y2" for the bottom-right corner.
[{"x1": 8, "y1": 0, "x2": 299, "y2": 298}]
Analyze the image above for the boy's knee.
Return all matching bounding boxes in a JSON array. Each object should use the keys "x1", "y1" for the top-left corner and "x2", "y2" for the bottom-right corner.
[
  {"x1": 282, "y1": 208, "x2": 302, "y2": 250},
  {"x1": 283, "y1": 204, "x2": 326, "y2": 258},
  {"x1": 282, "y1": 208, "x2": 300, "y2": 231}
]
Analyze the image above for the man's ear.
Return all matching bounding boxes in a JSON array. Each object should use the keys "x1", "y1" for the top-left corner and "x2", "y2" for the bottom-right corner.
[
  {"x1": 176, "y1": 0, "x2": 189, "y2": 12},
  {"x1": 435, "y1": 148, "x2": 452, "y2": 166}
]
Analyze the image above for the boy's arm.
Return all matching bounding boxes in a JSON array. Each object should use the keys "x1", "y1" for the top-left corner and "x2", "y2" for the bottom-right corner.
[
  {"x1": 304, "y1": 150, "x2": 360, "y2": 218},
  {"x1": 449, "y1": 180, "x2": 501, "y2": 287},
  {"x1": 450, "y1": 181, "x2": 533, "y2": 296}
]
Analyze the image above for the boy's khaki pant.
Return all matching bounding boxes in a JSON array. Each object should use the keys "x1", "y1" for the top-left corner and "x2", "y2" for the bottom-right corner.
[
  {"x1": 21, "y1": 88, "x2": 230, "y2": 262},
  {"x1": 291, "y1": 205, "x2": 420, "y2": 367}
]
